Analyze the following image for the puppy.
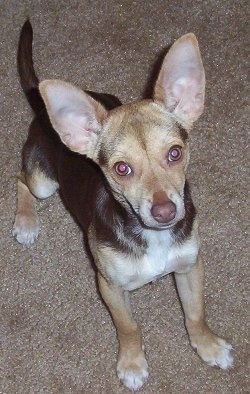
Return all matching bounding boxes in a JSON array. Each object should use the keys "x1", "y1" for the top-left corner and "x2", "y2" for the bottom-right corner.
[{"x1": 13, "y1": 20, "x2": 233, "y2": 390}]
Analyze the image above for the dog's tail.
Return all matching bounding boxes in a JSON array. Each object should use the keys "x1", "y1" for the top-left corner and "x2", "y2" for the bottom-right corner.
[{"x1": 17, "y1": 19, "x2": 44, "y2": 115}]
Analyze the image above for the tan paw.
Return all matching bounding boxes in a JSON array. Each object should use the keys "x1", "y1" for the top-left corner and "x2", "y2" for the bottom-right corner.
[
  {"x1": 12, "y1": 212, "x2": 39, "y2": 247},
  {"x1": 191, "y1": 332, "x2": 233, "y2": 369},
  {"x1": 117, "y1": 352, "x2": 149, "y2": 390}
]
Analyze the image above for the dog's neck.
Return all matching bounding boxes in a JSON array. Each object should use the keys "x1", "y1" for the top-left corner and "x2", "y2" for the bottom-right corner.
[{"x1": 95, "y1": 179, "x2": 196, "y2": 257}]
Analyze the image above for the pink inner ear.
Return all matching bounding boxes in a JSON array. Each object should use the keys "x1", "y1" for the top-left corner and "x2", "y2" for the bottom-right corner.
[
  {"x1": 172, "y1": 75, "x2": 197, "y2": 97},
  {"x1": 172, "y1": 75, "x2": 204, "y2": 118},
  {"x1": 56, "y1": 108, "x2": 100, "y2": 154},
  {"x1": 154, "y1": 34, "x2": 205, "y2": 124},
  {"x1": 39, "y1": 80, "x2": 108, "y2": 156}
]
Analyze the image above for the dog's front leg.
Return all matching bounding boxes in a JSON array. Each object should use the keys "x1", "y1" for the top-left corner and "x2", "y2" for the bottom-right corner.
[
  {"x1": 98, "y1": 273, "x2": 148, "y2": 390},
  {"x1": 174, "y1": 258, "x2": 233, "y2": 369}
]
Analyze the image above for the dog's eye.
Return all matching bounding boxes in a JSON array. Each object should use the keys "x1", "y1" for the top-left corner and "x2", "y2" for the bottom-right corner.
[
  {"x1": 168, "y1": 146, "x2": 182, "y2": 162},
  {"x1": 114, "y1": 162, "x2": 132, "y2": 176}
]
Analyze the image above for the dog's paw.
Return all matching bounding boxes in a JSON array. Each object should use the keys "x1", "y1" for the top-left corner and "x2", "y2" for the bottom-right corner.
[
  {"x1": 12, "y1": 212, "x2": 39, "y2": 247},
  {"x1": 192, "y1": 333, "x2": 233, "y2": 369},
  {"x1": 117, "y1": 352, "x2": 149, "y2": 390}
]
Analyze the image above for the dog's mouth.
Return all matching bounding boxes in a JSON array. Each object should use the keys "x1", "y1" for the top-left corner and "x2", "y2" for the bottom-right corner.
[
  {"x1": 132, "y1": 199, "x2": 185, "y2": 230},
  {"x1": 139, "y1": 213, "x2": 185, "y2": 230}
]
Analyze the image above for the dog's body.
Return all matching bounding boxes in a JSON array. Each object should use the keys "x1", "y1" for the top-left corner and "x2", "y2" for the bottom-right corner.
[{"x1": 13, "y1": 20, "x2": 233, "y2": 390}]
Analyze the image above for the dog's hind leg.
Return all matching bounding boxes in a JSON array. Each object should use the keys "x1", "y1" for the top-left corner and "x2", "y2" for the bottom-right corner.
[
  {"x1": 13, "y1": 168, "x2": 58, "y2": 247},
  {"x1": 12, "y1": 171, "x2": 40, "y2": 247},
  {"x1": 13, "y1": 119, "x2": 59, "y2": 247}
]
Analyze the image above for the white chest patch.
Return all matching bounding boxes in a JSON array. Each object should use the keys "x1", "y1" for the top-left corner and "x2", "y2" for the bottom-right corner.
[{"x1": 101, "y1": 228, "x2": 199, "y2": 291}]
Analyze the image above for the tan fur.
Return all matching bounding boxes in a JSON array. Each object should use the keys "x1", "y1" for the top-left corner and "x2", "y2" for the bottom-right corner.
[
  {"x1": 13, "y1": 174, "x2": 39, "y2": 246},
  {"x1": 98, "y1": 102, "x2": 187, "y2": 228}
]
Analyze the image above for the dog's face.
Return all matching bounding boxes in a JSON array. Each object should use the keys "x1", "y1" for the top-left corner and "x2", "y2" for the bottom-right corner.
[
  {"x1": 97, "y1": 101, "x2": 189, "y2": 228},
  {"x1": 39, "y1": 33, "x2": 205, "y2": 229}
]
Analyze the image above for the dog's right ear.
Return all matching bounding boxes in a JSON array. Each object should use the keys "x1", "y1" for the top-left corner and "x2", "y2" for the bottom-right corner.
[{"x1": 39, "y1": 80, "x2": 107, "y2": 157}]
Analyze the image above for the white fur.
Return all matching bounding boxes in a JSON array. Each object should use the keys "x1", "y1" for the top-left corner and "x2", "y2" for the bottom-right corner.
[
  {"x1": 103, "y1": 228, "x2": 199, "y2": 291},
  {"x1": 208, "y1": 342, "x2": 233, "y2": 369},
  {"x1": 30, "y1": 172, "x2": 58, "y2": 199},
  {"x1": 193, "y1": 336, "x2": 234, "y2": 370},
  {"x1": 117, "y1": 354, "x2": 149, "y2": 391}
]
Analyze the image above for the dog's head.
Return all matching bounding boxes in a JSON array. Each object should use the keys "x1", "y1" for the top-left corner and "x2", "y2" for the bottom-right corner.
[{"x1": 40, "y1": 33, "x2": 205, "y2": 229}]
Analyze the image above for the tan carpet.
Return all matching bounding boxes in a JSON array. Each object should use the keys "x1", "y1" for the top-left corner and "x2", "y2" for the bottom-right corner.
[{"x1": 1, "y1": 1, "x2": 249, "y2": 393}]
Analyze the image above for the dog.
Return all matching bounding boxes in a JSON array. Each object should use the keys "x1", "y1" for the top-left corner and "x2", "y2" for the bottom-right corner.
[{"x1": 13, "y1": 20, "x2": 233, "y2": 390}]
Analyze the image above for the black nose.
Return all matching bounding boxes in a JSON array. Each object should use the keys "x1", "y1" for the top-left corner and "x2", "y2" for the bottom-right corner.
[{"x1": 151, "y1": 201, "x2": 176, "y2": 224}]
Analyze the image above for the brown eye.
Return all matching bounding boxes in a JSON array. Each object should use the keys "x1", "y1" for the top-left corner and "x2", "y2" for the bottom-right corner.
[
  {"x1": 168, "y1": 146, "x2": 182, "y2": 162},
  {"x1": 114, "y1": 162, "x2": 132, "y2": 176}
]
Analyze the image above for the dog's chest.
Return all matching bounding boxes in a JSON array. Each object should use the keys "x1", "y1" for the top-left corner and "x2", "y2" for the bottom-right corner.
[{"x1": 104, "y1": 229, "x2": 198, "y2": 291}]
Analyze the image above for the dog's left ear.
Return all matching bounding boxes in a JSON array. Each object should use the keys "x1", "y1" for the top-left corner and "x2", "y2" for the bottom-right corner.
[
  {"x1": 154, "y1": 33, "x2": 205, "y2": 127},
  {"x1": 39, "y1": 80, "x2": 107, "y2": 157}
]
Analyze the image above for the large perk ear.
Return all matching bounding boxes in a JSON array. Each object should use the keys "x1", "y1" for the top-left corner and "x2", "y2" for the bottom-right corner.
[
  {"x1": 39, "y1": 80, "x2": 108, "y2": 156},
  {"x1": 154, "y1": 33, "x2": 205, "y2": 127}
]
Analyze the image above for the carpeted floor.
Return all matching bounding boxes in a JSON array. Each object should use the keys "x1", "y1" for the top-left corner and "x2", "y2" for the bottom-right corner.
[{"x1": 1, "y1": 1, "x2": 249, "y2": 393}]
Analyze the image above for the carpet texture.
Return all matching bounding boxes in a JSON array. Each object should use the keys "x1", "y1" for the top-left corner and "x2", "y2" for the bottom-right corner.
[{"x1": 1, "y1": 1, "x2": 249, "y2": 393}]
